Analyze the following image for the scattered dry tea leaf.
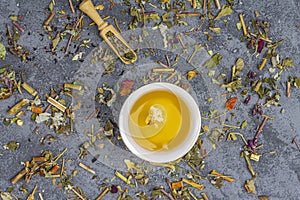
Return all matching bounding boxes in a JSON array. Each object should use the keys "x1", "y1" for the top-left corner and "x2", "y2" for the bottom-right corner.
[
  {"x1": 3, "y1": 141, "x2": 20, "y2": 151},
  {"x1": 0, "y1": 43, "x2": 6, "y2": 60},
  {"x1": 215, "y1": 5, "x2": 233, "y2": 20},
  {"x1": 120, "y1": 79, "x2": 134, "y2": 96},
  {"x1": 245, "y1": 179, "x2": 256, "y2": 194},
  {"x1": 225, "y1": 97, "x2": 238, "y2": 110},
  {"x1": 204, "y1": 53, "x2": 223, "y2": 68}
]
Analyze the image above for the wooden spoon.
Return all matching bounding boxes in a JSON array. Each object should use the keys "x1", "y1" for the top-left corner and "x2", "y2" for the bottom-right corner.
[{"x1": 79, "y1": 0, "x2": 137, "y2": 64}]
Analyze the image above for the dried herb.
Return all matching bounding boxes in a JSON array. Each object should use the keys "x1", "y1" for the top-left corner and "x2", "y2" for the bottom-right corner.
[
  {"x1": 120, "y1": 79, "x2": 135, "y2": 96},
  {"x1": 225, "y1": 97, "x2": 238, "y2": 110},
  {"x1": 214, "y1": 5, "x2": 233, "y2": 20},
  {"x1": 244, "y1": 179, "x2": 256, "y2": 194},
  {"x1": 204, "y1": 53, "x2": 223, "y2": 68},
  {"x1": 0, "y1": 43, "x2": 6, "y2": 60},
  {"x1": 3, "y1": 141, "x2": 20, "y2": 151}
]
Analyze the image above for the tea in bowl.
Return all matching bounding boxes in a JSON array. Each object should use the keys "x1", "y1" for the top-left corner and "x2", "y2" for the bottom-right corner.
[{"x1": 119, "y1": 82, "x2": 201, "y2": 163}]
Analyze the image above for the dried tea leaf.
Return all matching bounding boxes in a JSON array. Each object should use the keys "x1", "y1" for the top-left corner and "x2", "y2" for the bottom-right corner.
[
  {"x1": 209, "y1": 27, "x2": 221, "y2": 34},
  {"x1": 281, "y1": 57, "x2": 294, "y2": 68},
  {"x1": 72, "y1": 52, "x2": 84, "y2": 61},
  {"x1": 227, "y1": 133, "x2": 237, "y2": 141},
  {"x1": 235, "y1": 58, "x2": 244, "y2": 72},
  {"x1": 204, "y1": 53, "x2": 223, "y2": 68},
  {"x1": 0, "y1": 192, "x2": 14, "y2": 200},
  {"x1": 9, "y1": 15, "x2": 19, "y2": 21},
  {"x1": 49, "y1": 2, "x2": 54, "y2": 11},
  {"x1": 210, "y1": 177, "x2": 223, "y2": 189},
  {"x1": 120, "y1": 79, "x2": 134, "y2": 96},
  {"x1": 3, "y1": 141, "x2": 19, "y2": 151},
  {"x1": 52, "y1": 33, "x2": 61, "y2": 51},
  {"x1": 245, "y1": 179, "x2": 256, "y2": 194},
  {"x1": 240, "y1": 120, "x2": 248, "y2": 129},
  {"x1": 104, "y1": 120, "x2": 114, "y2": 136},
  {"x1": 226, "y1": 97, "x2": 238, "y2": 110},
  {"x1": 0, "y1": 43, "x2": 6, "y2": 60},
  {"x1": 215, "y1": 5, "x2": 233, "y2": 20}
]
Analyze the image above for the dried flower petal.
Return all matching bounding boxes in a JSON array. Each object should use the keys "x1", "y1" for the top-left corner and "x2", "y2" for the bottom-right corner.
[
  {"x1": 120, "y1": 79, "x2": 134, "y2": 96},
  {"x1": 225, "y1": 97, "x2": 238, "y2": 110}
]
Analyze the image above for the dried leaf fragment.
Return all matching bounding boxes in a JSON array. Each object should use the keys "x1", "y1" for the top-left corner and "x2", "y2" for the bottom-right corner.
[
  {"x1": 244, "y1": 179, "x2": 256, "y2": 194},
  {"x1": 0, "y1": 43, "x2": 6, "y2": 60},
  {"x1": 225, "y1": 97, "x2": 237, "y2": 110},
  {"x1": 204, "y1": 53, "x2": 223, "y2": 68},
  {"x1": 215, "y1": 5, "x2": 233, "y2": 20},
  {"x1": 120, "y1": 79, "x2": 134, "y2": 96},
  {"x1": 1, "y1": 192, "x2": 15, "y2": 200}
]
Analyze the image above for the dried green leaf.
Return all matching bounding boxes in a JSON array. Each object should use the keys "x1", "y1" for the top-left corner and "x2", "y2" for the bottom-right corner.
[
  {"x1": 240, "y1": 120, "x2": 248, "y2": 129},
  {"x1": 104, "y1": 120, "x2": 114, "y2": 136},
  {"x1": 235, "y1": 58, "x2": 244, "y2": 72},
  {"x1": 281, "y1": 57, "x2": 294, "y2": 68},
  {"x1": 204, "y1": 53, "x2": 223, "y2": 68},
  {"x1": 9, "y1": 15, "x2": 18, "y2": 21},
  {"x1": 209, "y1": 27, "x2": 221, "y2": 34},
  {"x1": 52, "y1": 33, "x2": 61, "y2": 51},
  {"x1": 0, "y1": 43, "x2": 6, "y2": 60},
  {"x1": 49, "y1": 2, "x2": 54, "y2": 11},
  {"x1": 3, "y1": 141, "x2": 19, "y2": 151},
  {"x1": 215, "y1": 5, "x2": 233, "y2": 20},
  {"x1": 227, "y1": 133, "x2": 237, "y2": 141}
]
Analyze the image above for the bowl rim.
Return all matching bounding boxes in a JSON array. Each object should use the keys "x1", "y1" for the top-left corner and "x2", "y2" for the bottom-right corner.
[{"x1": 119, "y1": 82, "x2": 201, "y2": 163}]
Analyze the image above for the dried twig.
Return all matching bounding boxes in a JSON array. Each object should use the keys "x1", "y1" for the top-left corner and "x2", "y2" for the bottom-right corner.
[
  {"x1": 239, "y1": 13, "x2": 247, "y2": 36},
  {"x1": 12, "y1": 21, "x2": 24, "y2": 33},
  {"x1": 44, "y1": 13, "x2": 55, "y2": 27},
  {"x1": 214, "y1": 0, "x2": 221, "y2": 10},
  {"x1": 96, "y1": 187, "x2": 110, "y2": 200},
  {"x1": 68, "y1": 0, "x2": 75, "y2": 13},
  {"x1": 287, "y1": 81, "x2": 291, "y2": 98},
  {"x1": 79, "y1": 162, "x2": 96, "y2": 174}
]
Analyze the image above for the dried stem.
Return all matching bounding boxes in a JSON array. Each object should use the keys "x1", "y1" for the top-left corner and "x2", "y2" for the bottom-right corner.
[
  {"x1": 239, "y1": 13, "x2": 247, "y2": 36},
  {"x1": 68, "y1": 0, "x2": 75, "y2": 13},
  {"x1": 201, "y1": 192, "x2": 209, "y2": 200},
  {"x1": 44, "y1": 13, "x2": 55, "y2": 27},
  {"x1": 79, "y1": 162, "x2": 96, "y2": 174},
  {"x1": 176, "y1": 13, "x2": 201, "y2": 17},
  {"x1": 113, "y1": 17, "x2": 122, "y2": 33},
  {"x1": 96, "y1": 187, "x2": 110, "y2": 200},
  {"x1": 287, "y1": 81, "x2": 291, "y2": 98},
  {"x1": 254, "y1": 117, "x2": 269, "y2": 140},
  {"x1": 11, "y1": 168, "x2": 27, "y2": 184},
  {"x1": 214, "y1": 0, "x2": 221, "y2": 10},
  {"x1": 71, "y1": 188, "x2": 85, "y2": 200},
  {"x1": 202, "y1": 0, "x2": 207, "y2": 11},
  {"x1": 12, "y1": 21, "x2": 24, "y2": 33},
  {"x1": 192, "y1": 0, "x2": 196, "y2": 9},
  {"x1": 160, "y1": 188, "x2": 175, "y2": 200}
]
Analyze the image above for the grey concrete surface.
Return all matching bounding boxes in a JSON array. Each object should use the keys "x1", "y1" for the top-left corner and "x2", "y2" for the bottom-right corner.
[{"x1": 0, "y1": 0, "x2": 300, "y2": 199}]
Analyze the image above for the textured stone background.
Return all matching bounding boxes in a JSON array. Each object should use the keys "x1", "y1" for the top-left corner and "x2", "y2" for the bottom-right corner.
[{"x1": 0, "y1": 0, "x2": 300, "y2": 199}]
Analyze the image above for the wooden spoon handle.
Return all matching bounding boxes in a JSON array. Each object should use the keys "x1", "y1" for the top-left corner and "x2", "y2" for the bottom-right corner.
[{"x1": 79, "y1": 0, "x2": 108, "y2": 30}]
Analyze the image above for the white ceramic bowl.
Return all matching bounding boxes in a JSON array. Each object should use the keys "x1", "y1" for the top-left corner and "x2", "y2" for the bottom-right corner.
[{"x1": 119, "y1": 82, "x2": 201, "y2": 163}]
